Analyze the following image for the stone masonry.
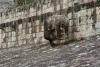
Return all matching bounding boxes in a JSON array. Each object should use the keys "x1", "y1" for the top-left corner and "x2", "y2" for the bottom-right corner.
[{"x1": 0, "y1": 0, "x2": 99, "y2": 48}]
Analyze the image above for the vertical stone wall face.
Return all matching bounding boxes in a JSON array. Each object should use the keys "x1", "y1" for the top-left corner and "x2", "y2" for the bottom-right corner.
[
  {"x1": 67, "y1": 8, "x2": 96, "y2": 40},
  {"x1": 17, "y1": 20, "x2": 48, "y2": 48},
  {"x1": 0, "y1": 20, "x2": 48, "y2": 48},
  {"x1": 0, "y1": 11, "x2": 96, "y2": 48},
  {"x1": 0, "y1": 27, "x2": 17, "y2": 48},
  {"x1": 0, "y1": 0, "x2": 98, "y2": 48}
]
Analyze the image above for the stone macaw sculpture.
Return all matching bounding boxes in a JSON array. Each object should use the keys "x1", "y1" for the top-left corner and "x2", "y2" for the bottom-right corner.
[{"x1": 44, "y1": 15, "x2": 69, "y2": 46}]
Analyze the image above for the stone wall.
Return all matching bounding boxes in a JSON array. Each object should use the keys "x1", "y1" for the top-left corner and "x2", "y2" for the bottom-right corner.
[
  {"x1": 0, "y1": 8, "x2": 97, "y2": 48},
  {"x1": 0, "y1": 0, "x2": 98, "y2": 48},
  {"x1": 0, "y1": 20, "x2": 48, "y2": 48},
  {"x1": 67, "y1": 8, "x2": 96, "y2": 40}
]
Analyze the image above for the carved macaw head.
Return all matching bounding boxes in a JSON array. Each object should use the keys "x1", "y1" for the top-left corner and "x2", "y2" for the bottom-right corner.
[{"x1": 44, "y1": 15, "x2": 68, "y2": 46}]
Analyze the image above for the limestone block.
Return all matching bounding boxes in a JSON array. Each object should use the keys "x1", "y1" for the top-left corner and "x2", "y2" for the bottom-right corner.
[
  {"x1": 76, "y1": 12, "x2": 81, "y2": 18},
  {"x1": 18, "y1": 24, "x2": 22, "y2": 30},
  {"x1": 0, "y1": 34, "x2": 1, "y2": 39},
  {"x1": 22, "y1": 39, "x2": 26, "y2": 45},
  {"x1": 0, "y1": 38, "x2": 3, "y2": 43},
  {"x1": 12, "y1": 36, "x2": 16, "y2": 41},
  {"x1": 36, "y1": 26, "x2": 40, "y2": 33},
  {"x1": 87, "y1": 8, "x2": 93, "y2": 16},
  {"x1": 40, "y1": 32, "x2": 44, "y2": 37},
  {"x1": 11, "y1": 42, "x2": 15, "y2": 46},
  {"x1": 68, "y1": 13, "x2": 72, "y2": 19},
  {"x1": 26, "y1": 34, "x2": 31, "y2": 39},
  {"x1": 79, "y1": 10, "x2": 86, "y2": 16},
  {"x1": 19, "y1": 34, "x2": 25, "y2": 39},
  {"x1": 12, "y1": 31, "x2": 16, "y2": 37},
  {"x1": 68, "y1": 27, "x2": 73, "y2": 33},
  {"x1": 22, "y1": 22, "x2": 26, "y2": 29},
  {"x1": 80, "y1": 25, "x2": 87, "y2": 31},
  {"x1": 41, "y1": 37, "x2": 49, "y2": 44},
  {"x1": 34, "y1": 38, "x2": 40, "y2": 44},
  {"x1": 63, "y1": 0, "x2": 68, "y2": 9},
  {"x1": 0, "y1": 39, "x2": 2, "y2": 46},
  {"x1": 18, "y1": 36, "x2": 21, "y2": 40},
  {"x1": 22, "y1": 29, "x2": 26, "y2": 34},
  {"x1": 5, "y1": 27, "x2": 11, "y2": 32},
  {"x1": 75, "y1": 26, "x2": 81, "y2": 32},
  {"x1": 8, "y1": 37, "x2": 11, "y2": 42},
  {"x1": 41, "y1": 26, "x2": 44, "y2": 32},
  {"x1": 79, "y1": 17, "x2": 87, "y2": 25},
  {"x1": 87, "y1": 18, "x2": 93, "y2": 24},
  {"x1": 36, "y1": 32, "x2": 43, "y2": 38},
  {"x1": 80, "y1": 31, "x2": 86, "y2": 38},
  {"x1": 29, "y1": 28, "x2": 32, "y2": 34},
  {"x1": 8, "y1": 32, "x2": 12, "y2": 37},
  {"x1": 0, "y1": 29, "x2": 2, "y2": 34},
  {"x1": 8, "y1": 42, "x2": 13, "y2": 48},
  {"x1": 32, "y1": 33, "x2": 36, "y2": 38},
  {"x1": 74, "y1": 19, "x2": 80, "y2": 26},
  {"x1": 27, "y1": 22, "x2": 31, "y2": 28},
  {"x1": 35, "y1": 20, "x2": 40, "y2": 26},
  {"x1": 1, "y1": 43, "x2": 6, "y2": 48},
  {"x1": 85, "y1": 24, "x2": 95, "y2": 36},
  {"x1": 68, "y1": 20, "x2": 73, "y2": 27},
  {"x1": 18, "y1": 29, "x2": 22, "y2": 34},
  {"x1": 74, "y1": 0, "x2": 79, "y2": 3},
  {"x1": 96, "y1": 7, "x2": 100, "y2": 15},
  {"x1": 68, "y1": 2, "x2": 73, "y2": 7},
  {"x1": 18, "y1": 40, "x2": 23, "y2": 45},
  {"x1": 27, "y1": 38, "x2": 33, "y2": 45},
  {"x1": 74, "y1": 32, "x2": 82, "y2": 40},
  {"x1": 1, "y1": 33, "x2": 5, "y2": 39}
]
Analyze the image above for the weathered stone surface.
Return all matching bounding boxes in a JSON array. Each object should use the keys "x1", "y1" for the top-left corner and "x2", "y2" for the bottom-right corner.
[
  {"x1": 44, "y1": 15, "x2": 69, "y2": 46},
  {"x1": 0, "y1": 35, "x2": 99, "y2": 67}
]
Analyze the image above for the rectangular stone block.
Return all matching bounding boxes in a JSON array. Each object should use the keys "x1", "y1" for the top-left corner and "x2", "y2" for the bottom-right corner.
[
  {"x1": 0, "y1": 29, "x2": 2, "y2": 34},
  {"x1": 12, "y1": 31, "x2": 16, "y2": 37},
  {"x1": 22, "y1": 29, "x2": 26, "y2": 34},
  {"x1": 18, "y1": 36, "x2": 21, "y2": 40},
  {"x1": 36, "y1": 26, "x2": 40, "y2": 33},
  {"x1": 8, "y1": 42, "x2": 12, "y2": 48},
  {"x1": 74, "y1": 32, "x2": 82, "y2": 40},
  {"x1": 18, "y1": 24, "x2": 22, "y2": 30},
  {"x1": 12, "y1": 36, "x2": 16, "y2": 41},
  {"x1": 35, "y1": 20, "x2": 40, "y2": 26},
  {"x1": 22, "y1": 39, "x2": 26, "y2": 45},
  {"x1": 36, "y1": 32, "x2": 43, "y2": 38},
  {"x1": 1, "y1": 43, "x2": 6, "y2": 48},
  {"x1": 41, "y1": 26, "x2": 44, "y2": 32},
  {"x1": 27, "y1": 22, "x2": 31, "y2": 28},
  {"x1": 29, "y1": 28, "x2": 32, "y2": 34},
  {"x1": 32, "y1": 33, "x2": 36, "y2": 38},
  {"x1": 18, "y1": 40, "x2": 23, "y2": 46},
  {"x1": 26, "y1": 34, "x2": 31, "y2": 39}
]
